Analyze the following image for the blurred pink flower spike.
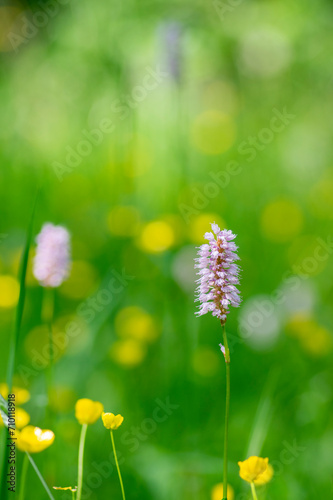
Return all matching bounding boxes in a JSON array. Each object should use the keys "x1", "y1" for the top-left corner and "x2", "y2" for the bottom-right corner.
[{"x1": 33, "y1": 223, "x2": 71, "y2": 288}]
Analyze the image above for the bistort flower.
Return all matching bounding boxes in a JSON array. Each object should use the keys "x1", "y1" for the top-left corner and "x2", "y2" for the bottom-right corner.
[
  {"x1": 238, "y1": 456, "x2": 273, "y2": 485},
  {"x1": 16, "y1": 426, "x2": 55, "y2": 453},
  {"x1": 195, "y1": 223, "x2": 241, "y2": 324},
  {"x1": 33, "y1": 223, "x2": 71, "y2": 288},
  {"x1": 102, "y1": 412, "x2": 124, "y2": 430},
  {"x1": 75, "y1": 399, "x2": 104, "y2": 425}
]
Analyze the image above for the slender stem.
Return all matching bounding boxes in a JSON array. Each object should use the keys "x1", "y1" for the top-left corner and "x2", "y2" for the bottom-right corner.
[
  {"x1": 222, "y1": 323, "x2": 231, "y2": 500},
  {"x1": 27, "y1": 452, "x2": 55, "y2": 500},
  {"x1": 72, "y1": 491, "x2": 75, "y2": 500},
  {"x1": 110, "y1": 431, "x2": 126, "y2": 500},
  {"x1": 250, "y1": 482, "x2": 258, "y2": 500},
  {"x1": 19, "y1": 453, "x2": 29, "y2": 500},
  {"x1": 77, "y1": 424, "x2": 88, "y2": 500},
  {"x1": 43, "y1": 287, "x2": 55, "y2": 374}
]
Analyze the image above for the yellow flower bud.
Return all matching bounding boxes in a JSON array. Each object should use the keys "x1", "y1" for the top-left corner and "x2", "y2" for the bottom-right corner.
[
  {"x1": 15, "y1": 408, "x2": 30, "y2": 429},
  {"x1": 238, "y1": 456, "x2": 273, "y2": 485},
  {"x1": 102, "y1": 412, "x2": 124, "y2": 430},
  {"x1": 75, "y1": 398, "x2": 104, "y2": 425},
  {"x1": 0, "y1": 383, "x2": 30, "y2": 405},
  {"x1": 16, "y1": 426, "x2": 55, "y2": 453}
]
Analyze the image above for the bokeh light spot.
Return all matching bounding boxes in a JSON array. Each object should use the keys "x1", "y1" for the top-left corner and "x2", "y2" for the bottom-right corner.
[
  {"x1": 191, "y1": 111, "x2": 236, "y2": 155},
  {"x1": 261, "y1": 199, "x2": 303, "y2": 242},
  {"x1": 211, "y1": 483, "x2": 234, "y2": 500},
  {"x1": 115, "y1": 306, "x2": 159, "y2": 343},
  {"x1": 0, "y1": 275, "x2": 20, "y2": 308},
  {"x1": 60, "y1": 261, "x2": 98, "y2": 299},
  {"x1": 192, "y1": 347, "x2": 220, "y2": 377},
  {"x1": 109, "y1": 339, "x2": 147, "y2": 368},
  {"x1": 140, "y1": 220, "x2": 175, "y2": 253},
  {"x1": 287, "y1": 235, "x2": 327, "y2": 277},
  {"x1": 107, "y1": 206, "x2": 141, "y2": 237},
  {"x1": 0, "y1": 7, "x2": 23, "y2": 53}
]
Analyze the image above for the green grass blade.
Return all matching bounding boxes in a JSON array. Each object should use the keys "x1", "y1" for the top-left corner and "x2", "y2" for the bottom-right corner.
[
  {"x1": 27, "y1": 453, "x2": 55, "y2": 500},
  {"x1": 245, "y1": 368, "x2": 279, "y2": 458},
  {"x1": 6, "y1": 188, "x2": 39, "y2": 388},
  {"x1": 0, "y1": 188, "x2": 39, "y2": 500}
]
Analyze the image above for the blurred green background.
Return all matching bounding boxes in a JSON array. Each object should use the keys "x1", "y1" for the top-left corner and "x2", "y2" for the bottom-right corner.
[{"x1": 1, "y1": 0, "x2": 333, "y2": 499}]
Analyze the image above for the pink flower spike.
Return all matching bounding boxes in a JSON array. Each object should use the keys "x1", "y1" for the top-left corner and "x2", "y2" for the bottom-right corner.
[
  {"x1": 194, "y1": 222, "x2": 241, "y2": 325},
  {"x1": 33, "y1": 223, "x2": 71, "y2": 288}
]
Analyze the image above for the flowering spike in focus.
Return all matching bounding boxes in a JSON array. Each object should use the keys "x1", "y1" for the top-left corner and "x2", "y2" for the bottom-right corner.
[{"x1": 195, "y1": 223, "x2": 241, "y2": 324}]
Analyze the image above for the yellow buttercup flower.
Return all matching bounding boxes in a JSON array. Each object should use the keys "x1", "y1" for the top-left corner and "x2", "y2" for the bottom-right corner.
[
  {"x1": 0, "y1": 384, "x2": 30, "y2": 405},
  {"x1": 75, "y1": 399, "x2": 104, "y2": 425},
  {"x1": 102, "y1": 413, "x2": 124, "y2": 430},
  {"x1": 16, "y1": 426, "x2": 55, "y2": 453},
  {"x1": 15, "y1": 408, "x2": 30, "y2": 429},
  {"x1": 254, "y1": 464, "x2": 274, "y2": 486},
  {"x1": 211, "y1": 482, "x2": 234, "y2": 500},
  {"x1": 238, "y1": 456, "x2": 273, "y2": 485}
]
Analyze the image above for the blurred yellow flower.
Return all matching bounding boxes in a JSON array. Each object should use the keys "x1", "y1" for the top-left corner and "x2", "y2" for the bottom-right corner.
[
  {"x1": 16, "y1": 426, "x2": 55, "y2": 453},
  {"x1": 102, "y1": 412, "x2": 124, "y2": 430},
  {"x1": 0, "y1": 275, "x2": 20, "y2": 308},
  {"x1": 286, "y1": 314, "x2": 332, "y2": 357},
  {"x1": 261, "y1": 199, "x2": 303, "y2": 243},
  {"x1": 191, "y1": 110, "x2": 236, "y2": 155},
  {"x1": 109, "y1": 339, "x2": 147, "y2": 368},
  {"x1": 0, "y1": 384, "x2": 30, "y2": 405},
  {"x1": 211, "y1": 482, "x2": 234, "y2": 500},
  {"x1": 238, "y1": 456, "x2": 273, "y2": 485},
  {"x1": 75, "y1": 399, "x2": 104, "y2": 425},
  {"x1": 107, "y1": 206, "x2": 141, "y2": 237},
  {"x1": 49, "y1": 386, "x2": 76, "y2": 413},
  {"x1": 123, "y1": 134, "x2": 152, "y2": 177},
  {"x1": 15, "y1": 408, "x2": 30, "y2": 429},
  {"x1": 140, "y1": 220, "x2": 175, "y2": 253},
  {"x1": 60, "y1": 261, "x2": 98, "y2": 300},
  {"x1": 192, "y1": 347, "x2": 220, "y2": 377},
  {"x1": 254, "y1": 464, "x2": 274, "y2": 486},
  {"x1": 115, "y1": 306, "x2": 159, "y2": 343}
]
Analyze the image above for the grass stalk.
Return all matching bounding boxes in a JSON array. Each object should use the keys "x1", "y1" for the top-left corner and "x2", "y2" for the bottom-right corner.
[
  {"x1": 222, "y1": 323, "x2": 230, "y2": 500},
  {"x1": 77, "y1": 424, "x2": 88, "y2": 500},
  {"x1": 18, "y1": 453, "x2": 29, "y2": 500},
  {"x1": 110, "y1": 430, "x2": 126, "y2": 500},
  {"x1": 27, "y1": 452, "x2": 55, "y2": 500}
]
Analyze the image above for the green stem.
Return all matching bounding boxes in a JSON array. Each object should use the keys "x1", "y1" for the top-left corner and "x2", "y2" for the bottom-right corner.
[
  {"x1": 110, "y1": 430, "x2": 126, "y2": 500},
  {"x1": 72, "y1": 491, "x2": 75, "y2": 500},
  {"x1": 222, "y1": 323, "x2": 230, "y2": 500},
  {"x1": 27, "y1": 452, "x2": 55, "y2": 499},
  {"x1": 19, "y1": 453, "x2": 29, "y2": 500},
  {"x1": 250, "y1": 482, "x2": 258, "y2": 500},
  {"x1": 77, "y1": 424, "x2": 88, "y2": 500},
  {"x1": 43, "y1": 287, "x2": 55, "y2": 393}
]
